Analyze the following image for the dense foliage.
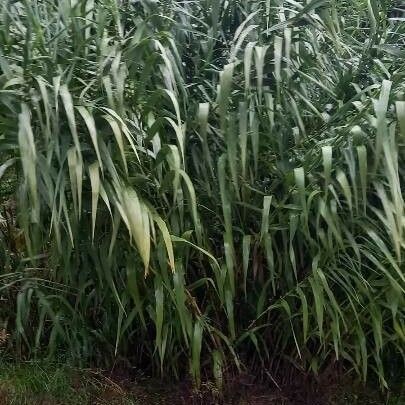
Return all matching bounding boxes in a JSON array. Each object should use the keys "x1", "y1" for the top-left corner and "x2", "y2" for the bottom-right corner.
[{"x1": 0, "y1": 0, "x2": 404, "y2": 388}]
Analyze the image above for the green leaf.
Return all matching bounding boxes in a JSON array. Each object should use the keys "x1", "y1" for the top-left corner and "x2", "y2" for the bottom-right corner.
[
  {"x1": 88, "y1": 162, "x2": 100, "y2": 241},
  {"x1": 260, "y1": 195, "x2": 272, "y2": 240},
  {"x1": 191, "y1": 319, "x2": 203, "y2": 387}
]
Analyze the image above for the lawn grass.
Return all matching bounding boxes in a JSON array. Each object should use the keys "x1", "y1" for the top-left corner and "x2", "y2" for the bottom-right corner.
[{"x1": 0, "y1": 361, "x2": 138, "y2": 405}]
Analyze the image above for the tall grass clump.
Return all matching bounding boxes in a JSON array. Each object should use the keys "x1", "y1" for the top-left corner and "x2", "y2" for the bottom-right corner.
[{"x1": 0, "y1": 0, "x2": 404, "y2": 388}]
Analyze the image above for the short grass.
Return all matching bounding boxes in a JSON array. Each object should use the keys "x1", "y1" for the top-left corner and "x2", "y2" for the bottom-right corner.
[{"x1": 0, "y1": 361, "x2": 138, "y2": 405}]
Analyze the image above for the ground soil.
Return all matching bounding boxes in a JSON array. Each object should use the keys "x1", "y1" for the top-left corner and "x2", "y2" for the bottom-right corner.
[{"x1": 0, "y1": 364, "x2": 403, "y2": 404}]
